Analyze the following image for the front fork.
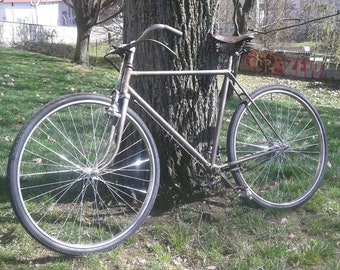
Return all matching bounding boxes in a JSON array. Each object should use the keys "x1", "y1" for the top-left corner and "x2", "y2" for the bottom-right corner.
[
  {"x1": 98, "y1": 49, "x2": 135, "y2": 169},
  {"x1": 97, "y1": 91, "x2": 131, "y2": 170}
]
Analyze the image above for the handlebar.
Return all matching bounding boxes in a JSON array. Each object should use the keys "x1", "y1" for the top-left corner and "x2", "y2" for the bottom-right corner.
[
  {"x1": 105, "y1": 24, "x2": 182, "y2": 69},
  {"x1": 137, "y1": 24, "x2": 183, "y2": 41},
  {"x1": 109, "y1": 24, "x2": 182, "y2": 54}
]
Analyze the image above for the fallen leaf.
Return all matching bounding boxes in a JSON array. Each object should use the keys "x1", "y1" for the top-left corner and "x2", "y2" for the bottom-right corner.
[
  {"x1": 327, "y1": 161, "x2": 332, "y2": 169},
  {"x1": 280, "y1": 217, "x2": 288, "y2": 225},
  {"x1": 32, "y1": 158, "x2": 43, "y2": 164},
  {"x1": 288, "y1": 233, "x2": 296, "y2": 240},
  {"x1": 47, "y1": 135, "x2": 56, "y2": 142}
]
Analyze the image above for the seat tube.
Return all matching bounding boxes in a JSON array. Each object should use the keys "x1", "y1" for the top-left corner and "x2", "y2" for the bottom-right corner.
[{"x1": 210, "y1": 55, "x2": 233, "y2": 164}]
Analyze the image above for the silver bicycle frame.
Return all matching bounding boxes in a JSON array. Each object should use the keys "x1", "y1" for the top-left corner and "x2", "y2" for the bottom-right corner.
[
  {"x1": 129, "y1": 61, "x2": 233, "y2": 171},
  {"x1": 110, "y1": 47, "x2": 283, "y2": 172}
]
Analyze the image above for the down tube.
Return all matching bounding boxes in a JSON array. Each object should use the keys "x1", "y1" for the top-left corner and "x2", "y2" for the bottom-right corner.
[{"x1": 128, "y1": 86, "x2": 210, "y2": 168}]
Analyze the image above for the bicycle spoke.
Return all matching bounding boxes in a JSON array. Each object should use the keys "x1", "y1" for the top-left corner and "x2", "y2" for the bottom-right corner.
[
  {"x1": 227, "y1": 86, "x2": 327, "y2": 209},
  {"x1": 8, "y1": 94, "x2": 159, "y2": 255}
]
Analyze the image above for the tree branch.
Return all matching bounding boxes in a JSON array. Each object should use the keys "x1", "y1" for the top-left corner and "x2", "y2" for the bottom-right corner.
[
  {"x1": 95, "y1": 5, "x2": 123, "y2": 25},
  {"x1": 62, "y1": 0, "x2": 74, "y2": 8},
  {"x1": 102, "y1": 0, "x2": 119, "y2": 8},
  {"x1": 232, "y1": 0, "x2": 255, "y2": 35},
  {"x1": 251, "y1": 10, "x2": 340, "y2": 35}
]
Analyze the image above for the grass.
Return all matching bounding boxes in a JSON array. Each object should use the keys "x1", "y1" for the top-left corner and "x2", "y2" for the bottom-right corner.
[
  {"x1": 0, "y1": 46, "x2": 340, "y2": 269},
  {"x1": 0, "y1": 47, "x2": 115, "y2": 179}
]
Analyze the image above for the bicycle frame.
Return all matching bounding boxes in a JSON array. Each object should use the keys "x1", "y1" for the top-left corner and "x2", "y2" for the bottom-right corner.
[{"x1": 112, "y1": 46, "x2": 283, "y2": 174}]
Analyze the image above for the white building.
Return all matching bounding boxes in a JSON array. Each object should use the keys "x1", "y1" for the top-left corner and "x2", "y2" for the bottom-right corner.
[{"x1": 0, "y1": 0, "x2": 75, "y2": 26}]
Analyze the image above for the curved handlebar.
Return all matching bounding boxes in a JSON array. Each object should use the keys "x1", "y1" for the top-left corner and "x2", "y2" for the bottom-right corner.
[
  {"x1": 137, "y1": 24, "x2": 183, "y2": 41},
  {"x1": 107, "y1": 24, "x2": 182, "y2": 59},
  {"x1": 164, "y1": 25, "x2": 183, "y2": 37}
]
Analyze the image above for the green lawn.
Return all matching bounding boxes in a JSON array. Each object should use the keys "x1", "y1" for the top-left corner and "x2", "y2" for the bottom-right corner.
[{"x1": 0, "y1": 47, "x2": 340, "y2": 269}]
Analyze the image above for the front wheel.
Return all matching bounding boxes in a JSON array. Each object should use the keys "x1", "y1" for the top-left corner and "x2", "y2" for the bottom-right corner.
[
  {"x1": 227, "y1": 86, "x2": 327, "y2": 209},
  {"x1": 7, "y1": 94, "x2": 160, "y2": 255}
]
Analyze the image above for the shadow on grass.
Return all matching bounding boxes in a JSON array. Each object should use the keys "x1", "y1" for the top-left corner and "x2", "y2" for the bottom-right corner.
[
  {"x1": 0, "y1": 176, "x2": 9, "y2": 203},
  {"x1": 0, "y1": 253, "x2": 74, "y2": 268},
  {"x1": 0, "y1": 194, "x2": 74, "y2": 267},
  {"x1": 319, "y1": 106, "x2": 340, "y2": 144},
  {"x1": 13, "y1": 42, "x2": 75, "y2": 60}
]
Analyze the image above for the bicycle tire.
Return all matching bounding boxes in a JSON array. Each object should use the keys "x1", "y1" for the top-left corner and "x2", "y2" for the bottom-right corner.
[
  {"x1": 227, "y1": 85, "x2": 327, "y2": 209},
  {"x1": 7, "y1": 93, "x2": 160, "y2": 255}
]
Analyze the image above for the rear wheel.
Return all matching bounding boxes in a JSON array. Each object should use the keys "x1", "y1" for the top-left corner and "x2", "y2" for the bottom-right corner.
[
  {"x1": 7, "y1": 94, "x2": 160, "y2": 255},
  {"x1": 227, "y1": 86, "x2": 327, "y2": 209}
]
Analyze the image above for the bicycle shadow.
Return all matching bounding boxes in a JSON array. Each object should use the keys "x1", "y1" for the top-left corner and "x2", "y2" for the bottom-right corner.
[
  {"x1": 0, "y1": 253, "x2": 73, "y2": 268},
  {"x1": 0, "y1": 176, "x2": 13, "y2": 226},
  {"x1": 0, "y1": 176, "x2": 9, "y2": 203},
  {"x1": 0, "y1": 176, "x2": 74, "y2": 266}
]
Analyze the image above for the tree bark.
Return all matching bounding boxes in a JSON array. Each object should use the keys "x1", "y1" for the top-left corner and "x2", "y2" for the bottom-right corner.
[
  {"x1": 232, "y1": 0, "x2": 256, "y2": 35},
  {"x1": 73, "y1": 22, "x2": 91, "y2": 65},
  {"x1": 123, "y1": 0, "x2": 220, "y2": 206}
]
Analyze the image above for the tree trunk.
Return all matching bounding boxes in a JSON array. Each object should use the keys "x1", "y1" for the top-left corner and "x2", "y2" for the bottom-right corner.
[
  {"x1": 232, "y1": 0, "x2": 256, "y2": 35},
  {"x1": 73, "y1": 24, "x2": 91, "y2": 66},
  {"x1": 123, "y1": 0, "x2": 220, "y2": 206},
  {"x1": 63, "y1": 0, "x2": 123, "y2": 66}
]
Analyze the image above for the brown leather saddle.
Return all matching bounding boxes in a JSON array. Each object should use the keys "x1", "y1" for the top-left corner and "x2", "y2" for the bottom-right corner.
[
  {"x1": 211, "y1": 33, "x2": 255, "y2": 53},
  {"x1": 212, "y1": 33, "x2": 254, "y2": 44}
]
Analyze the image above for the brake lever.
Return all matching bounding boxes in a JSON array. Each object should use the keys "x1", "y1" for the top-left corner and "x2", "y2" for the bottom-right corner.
[
  {"x1": 104, "y1": 50, "x2": 122, "y2": 72},
  {"x1": 143, "y1": 39, "x2": 179, "y2": 58}
]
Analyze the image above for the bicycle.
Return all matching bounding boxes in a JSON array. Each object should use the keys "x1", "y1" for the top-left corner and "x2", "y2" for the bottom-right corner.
[{"x1": 7, "y1": 24, "x2": 328, "y2": 255}]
